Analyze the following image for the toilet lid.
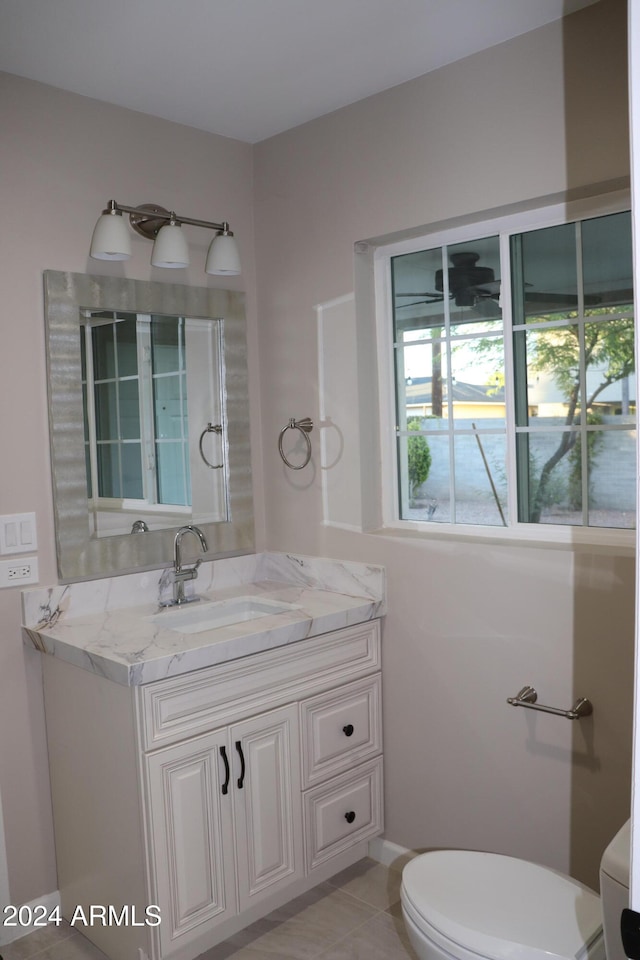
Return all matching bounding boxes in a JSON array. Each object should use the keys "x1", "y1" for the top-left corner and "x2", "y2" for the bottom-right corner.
[{"x1": 402, "y1": 850, "x2": 603, "y2": 960}]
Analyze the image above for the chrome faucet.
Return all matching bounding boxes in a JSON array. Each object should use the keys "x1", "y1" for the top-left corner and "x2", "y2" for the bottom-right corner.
[{"x1": 164, "y1": 524, "x2": 209, "y2": 606}]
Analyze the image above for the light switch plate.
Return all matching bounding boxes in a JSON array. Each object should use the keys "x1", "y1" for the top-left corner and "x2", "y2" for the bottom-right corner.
[{"x1": 0, "y1": 512, "x2": 37, "y2": 555}]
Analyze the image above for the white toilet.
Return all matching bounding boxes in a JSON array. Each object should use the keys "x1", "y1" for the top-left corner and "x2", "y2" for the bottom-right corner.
[{"x1": 401, "y1": 820, "x2": 630, "y2": 960}]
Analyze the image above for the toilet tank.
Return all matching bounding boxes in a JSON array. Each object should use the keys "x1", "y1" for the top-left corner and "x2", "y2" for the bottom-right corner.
[{"x1": 599, "y1": 819, "x2": 630, "y2": 960}]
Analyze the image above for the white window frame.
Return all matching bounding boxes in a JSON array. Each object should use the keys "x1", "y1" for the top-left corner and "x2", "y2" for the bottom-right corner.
[{"x1": 373, "y1": 188, "x2": 635, "y2": 552}]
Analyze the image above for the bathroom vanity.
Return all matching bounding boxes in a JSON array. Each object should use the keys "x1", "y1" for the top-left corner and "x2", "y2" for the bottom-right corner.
[{"x1": 23, "y1": 553, "x2": 385, "y2": 960}]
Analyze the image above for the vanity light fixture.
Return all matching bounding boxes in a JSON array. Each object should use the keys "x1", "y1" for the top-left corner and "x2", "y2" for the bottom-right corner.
[{"x1": 90, "y1": 200, "x2": 241, "y2": 275}]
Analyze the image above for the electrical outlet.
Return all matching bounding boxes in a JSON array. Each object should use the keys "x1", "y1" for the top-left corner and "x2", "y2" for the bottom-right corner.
[{"x1": 0, "y1": 556, "x2": 38, "y2": 587}]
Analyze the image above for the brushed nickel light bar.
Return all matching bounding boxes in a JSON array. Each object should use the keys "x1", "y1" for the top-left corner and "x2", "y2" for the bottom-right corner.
[{"x1": 90, "y1": 199, "x2": 241, "y2": 275}]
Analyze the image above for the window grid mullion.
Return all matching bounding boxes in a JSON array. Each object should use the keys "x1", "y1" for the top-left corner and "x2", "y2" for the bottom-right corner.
[
  {"x1": 576, "y1": 221, "x2": 590, "y2": 526},
  {"x1": 178, "y1": 318, "x2": 189, "y2": 505},
  {"x1": 137, "y1": 315, "x2": 155, "y2": 505},
  {"x1": 84, "y1": 326, "x2": 99, "y2": 507},
  {"x1": 500, "y1": 231, "x2": 519, "y2": 528},
  {"x1": 442, "y1": 245, "x2": 456, "y2": 524},
  {"x1": 112, "y1": 322, "x2": 124, "y2": 499}
]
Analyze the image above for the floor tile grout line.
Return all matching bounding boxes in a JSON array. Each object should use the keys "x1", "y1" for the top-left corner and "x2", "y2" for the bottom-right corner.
[
  {"x1": 325, "y1": 881, "x2": 402, "y2": 912},
  {"x1": 328, "y1": 882, "x2": 395, "y2": 909},
  {"x1": 313, "y1": 907, "x2": 390, "y2": 959}
]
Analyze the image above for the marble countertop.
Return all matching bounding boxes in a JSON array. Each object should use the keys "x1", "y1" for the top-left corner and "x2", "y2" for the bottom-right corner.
[{"x1": 22, "y1": 553, "x2": 385, "y2": 686}]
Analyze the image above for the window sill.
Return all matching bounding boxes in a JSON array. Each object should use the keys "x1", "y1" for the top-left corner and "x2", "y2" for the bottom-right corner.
[{"x1": 369, "y1": 519, "x2": 636, "y2": 556}]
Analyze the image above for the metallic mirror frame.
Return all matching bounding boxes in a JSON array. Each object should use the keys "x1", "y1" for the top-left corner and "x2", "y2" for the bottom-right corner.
[{"x1": 44, "y1": 270, "x2": 255, "y2": 583}]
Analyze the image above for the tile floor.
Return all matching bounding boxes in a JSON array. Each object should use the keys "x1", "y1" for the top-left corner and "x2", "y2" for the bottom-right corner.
[{"x1": 0, "y1": 859, "x2": 418, "y2": 960}]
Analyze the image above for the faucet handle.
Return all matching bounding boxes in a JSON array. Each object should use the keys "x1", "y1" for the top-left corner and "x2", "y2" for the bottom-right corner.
[{"x1": 174, "y1": 560, "x2": 203, "y2": 585}]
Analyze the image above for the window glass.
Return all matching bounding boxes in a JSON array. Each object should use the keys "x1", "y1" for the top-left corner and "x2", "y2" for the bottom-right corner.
[
  {"x1": 153, "y1": 374, "x2": 184, "y2": 440},
  {"x1": 450, "y1": 336, "x2": 504, "y2": 425},
  {"x1": 513, "y1": 325, "x2": 582, "y2": 429},
  {"x1": 582, "y1": 211, "x2": 633, "y2": 313},
  {"x1": 121, "y1": 443, "x2": 144, "y2": 500},
  {"x1": 516, "y1": 430, "x2": 580, "y2": 525},
  {"x1": 447, "y1": 238, "x2": 502, "y2": 334},
  {"x1": 392, "y1": 234, "x2": 505, "y2": 526},
  {"x1": 115, "y1": 317, "x2": 138, "y2": 378},
  {"x1": 388, "y1": 204, "x2": 636, "y2": 535},
  {"x1": 397, "y1": 431, "x2": 450, "y2": 522},
  {"x1": 94, "y1": 382, "x2": 118, "y2": 442},
  {"x1": 96, "y1": 443, "x2": 120, "y2": 499},
  {"x1": 511, "y1": 216, "x2": 636, "y2": 529},
  {"x1": 119, "y1": 379, "x2": 140, "y2": 441},
  {"x1": 454, "y1": 434, "x2": 507, "y2": 526},
  {"x1": 156, "y1": 442, "x2": 189, "y2": 506},
  {"x1": 151, "y1": 315, "x2": 184, "y2": 374},
  {"x1": 92, "y1": 324, "x2": 115, "y2": 380},
  {"x1": 512, "y1": 222, "x2": 578, "y2": 322},
  {"x1": 587, "y1": 428, "x2": 636, "y2": 528},
  {"x1": 392, "y1": 247, "x2": 443, "y2": 338}
]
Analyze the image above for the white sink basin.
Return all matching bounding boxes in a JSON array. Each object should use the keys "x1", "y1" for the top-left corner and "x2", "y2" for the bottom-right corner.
[{"x1": 148, "y1": 596, "x2": 300, "y2": 634}]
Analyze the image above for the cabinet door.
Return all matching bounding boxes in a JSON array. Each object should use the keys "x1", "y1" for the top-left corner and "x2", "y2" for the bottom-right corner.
[
  {"x1": 146, "y1": 729, "x2": 237, "y2": 956},
  {"x1": 231, "y1": 704, "x2": 303, "y2": 911}
]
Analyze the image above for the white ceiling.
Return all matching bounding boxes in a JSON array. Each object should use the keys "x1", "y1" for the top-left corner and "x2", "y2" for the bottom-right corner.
[{"x1": 0, "y1": 0, "x2": 599, "y2": 143}]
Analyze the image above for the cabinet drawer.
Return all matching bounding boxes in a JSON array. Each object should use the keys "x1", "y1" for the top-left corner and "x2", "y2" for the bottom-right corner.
[
  {"x1": 138, "y1": 620, "x2": 380, "y2": 751},
  {"x1": 300, "y1": 675, "x2": 382, "y2": 787},
  {"x1": 303, "y1": 757, "x2": 383, "y2": 872}
]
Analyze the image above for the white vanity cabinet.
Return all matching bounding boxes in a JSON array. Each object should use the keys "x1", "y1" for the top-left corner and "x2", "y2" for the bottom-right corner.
[
  {"x1": 145, "y1": 703, "x2": 303, "y2": 958},
  {"x1": 42, "y1": 618, "x2": 383, "y2": 960}
]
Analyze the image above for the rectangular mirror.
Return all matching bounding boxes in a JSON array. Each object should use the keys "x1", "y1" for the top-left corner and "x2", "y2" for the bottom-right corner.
[{"x1": 44, "y1": 271, "x2": 254, "y2": 582}]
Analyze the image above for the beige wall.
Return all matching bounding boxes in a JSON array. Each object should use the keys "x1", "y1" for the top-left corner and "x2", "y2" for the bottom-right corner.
[
  {"x1": 0, "y1": 0, "x2": 633, "y2": 908},
  {"x1": 253, "y1": 0, "x2": 633, "y2": 889},
  {"x1": 0, "y1": 72, "x2": 261, "y2": 905}
]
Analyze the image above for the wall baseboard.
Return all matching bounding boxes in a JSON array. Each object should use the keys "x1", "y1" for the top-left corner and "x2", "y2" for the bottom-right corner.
[
  {"x1": 0, "y1": 890, "x2": 61, "y2": 946},
  {"x1": 368, "y1": 837, "x2": 416, "y2": 872}
]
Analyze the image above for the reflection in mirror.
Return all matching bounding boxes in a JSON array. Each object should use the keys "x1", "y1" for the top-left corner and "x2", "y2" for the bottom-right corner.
[
  {"x1": 80, "y1": 309, "x2": 228, "y2": 537},
  {"x1": 44, "y1": 271, "x2": 254, "y2": 583}
]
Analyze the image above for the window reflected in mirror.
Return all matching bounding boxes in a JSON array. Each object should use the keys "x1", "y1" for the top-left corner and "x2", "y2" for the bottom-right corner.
[{"x1": 80, "y1": 309, "x2": 228, "y2": 538}]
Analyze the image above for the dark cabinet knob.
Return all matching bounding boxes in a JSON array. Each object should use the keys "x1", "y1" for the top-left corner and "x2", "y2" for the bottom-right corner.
[
  {"x1": 343, "y1": 724, "x2": 354, "y2": 737},
  {"x1": 345, "y1": 810, "x2": 356, "y2": 824}
]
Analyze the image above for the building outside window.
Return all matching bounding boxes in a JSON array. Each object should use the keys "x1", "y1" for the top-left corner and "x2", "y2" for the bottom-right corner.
[{"x1": 382, "y1": 198, "x2": 635, "y2": 542}]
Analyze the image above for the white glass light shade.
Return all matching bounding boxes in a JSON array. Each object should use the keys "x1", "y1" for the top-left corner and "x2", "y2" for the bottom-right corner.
[
  {"x1": 90, "y1": 211, "x2": 132, "y2": 261},
  {"x1": 151, "y1": 223, "x2": 189, "y2": 268},
  {"x1": 206, "y1": 233, "x2": 241, "y2": 275}
]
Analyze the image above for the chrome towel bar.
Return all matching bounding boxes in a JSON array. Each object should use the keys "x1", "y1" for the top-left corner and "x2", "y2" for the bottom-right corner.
[{"x1": 507, "y1": 685, "x2": 593, "y2": 720}]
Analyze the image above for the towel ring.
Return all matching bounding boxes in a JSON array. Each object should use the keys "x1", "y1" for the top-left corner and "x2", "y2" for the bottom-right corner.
[
  {"x1": 199, "y1": 422, "x2": 224, "y2": 469},
  {"x1": 278, "y1": 417, "x2": 313, "y2": 469}
]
